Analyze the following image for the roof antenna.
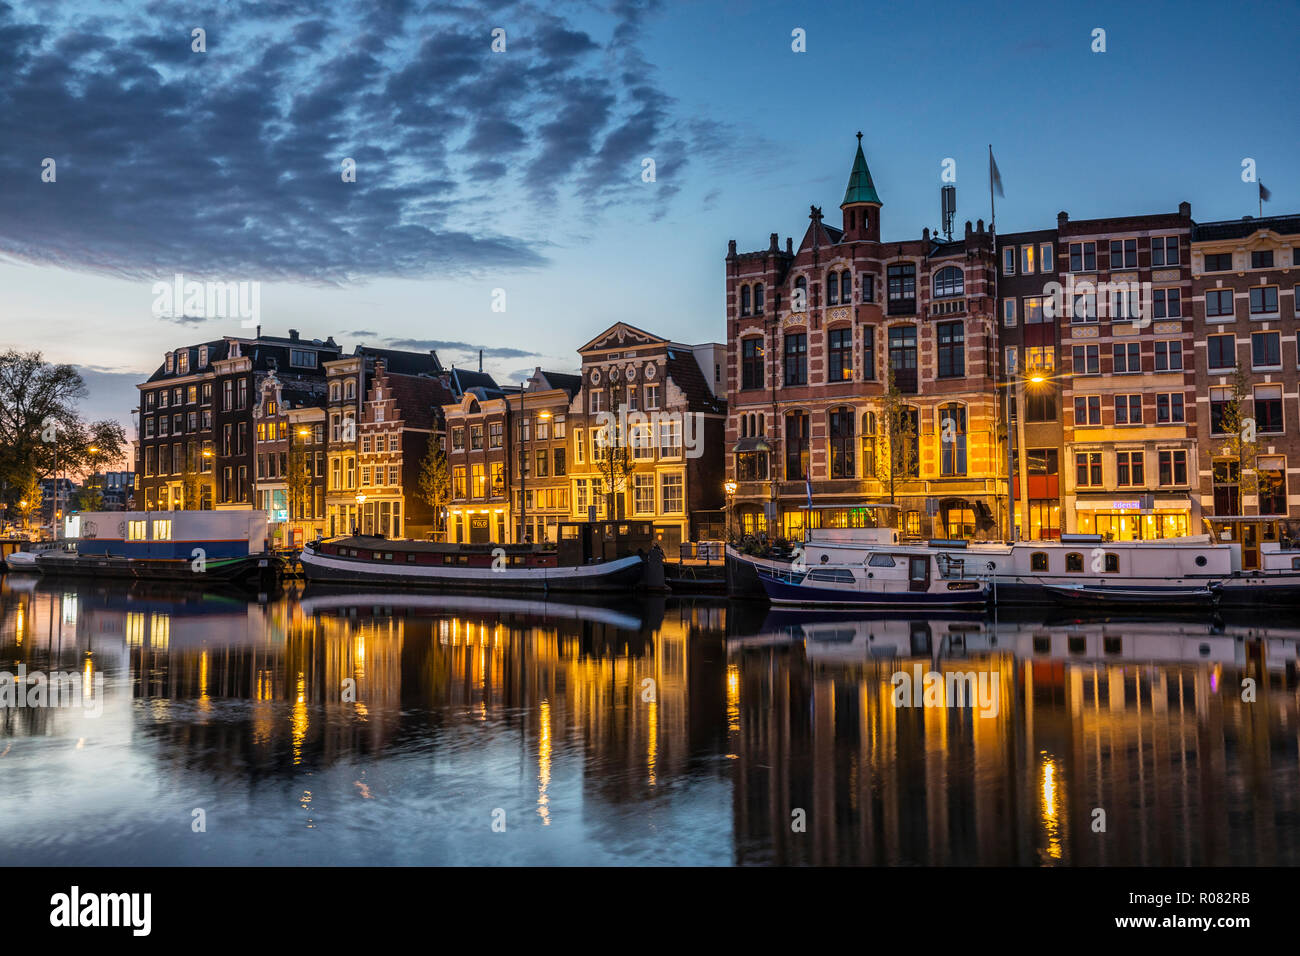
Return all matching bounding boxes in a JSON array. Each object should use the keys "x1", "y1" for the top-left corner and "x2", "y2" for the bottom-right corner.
[{"x1": 479, "y1": 349, "x2": 483, "y2": 373}]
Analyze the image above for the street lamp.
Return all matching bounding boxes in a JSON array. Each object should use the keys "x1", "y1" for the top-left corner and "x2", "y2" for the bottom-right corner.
[
  {"x1": 724, "y1": 479, "x2": 737, "y2": 542},
  {"x1": 1001, "y1": 370, "x2": 1054, "y2": 542}
]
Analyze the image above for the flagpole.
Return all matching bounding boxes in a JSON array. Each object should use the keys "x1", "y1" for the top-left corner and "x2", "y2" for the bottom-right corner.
[{"x1": 988, "y1": 145, "x2": 995, "y2": 232}]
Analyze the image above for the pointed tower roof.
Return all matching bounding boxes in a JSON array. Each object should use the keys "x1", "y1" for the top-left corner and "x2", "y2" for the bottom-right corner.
[{"x1": 841, "y1": 132, "x2": 882, "y2": 206}]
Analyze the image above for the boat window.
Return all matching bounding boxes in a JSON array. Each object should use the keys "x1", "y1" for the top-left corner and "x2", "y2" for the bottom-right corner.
[
  {"x1": 808, "y1": 568, "x2": 854, "y2": 584},
  {"x1": 151, "y1": 520, "x2": 172, "y2": 541},
  {"x1": 1103, "y1": 636, "x2": 1123, "y2": 655},
  {"x1": 1032, "y1": 635, "x2": 1050, "y2": 654},
  {"x1": 372, "y1": 552, "x2": 382, "y2": 560},
  {"x1": 1104, "y1": 553, "x2": 1119, "y2": 573},
  {"x1": 1068, "y1": 636, "x2": 1086, "y2": 655},
  {"x1": 128, "y1": 520, "x2": 146, "y2": 541},
  {"x1": 1293, "y1": 557, "x2": 1300, "y2": 571},
  {"x1": 867, "y1": 554, "x2": 896, "y2": 567},
  {"x1": 384, "y1": 553, "x2": 393, "y2": 560},
  {"x1": 1196, "y1": 555, "x2": 1208, "y2": 567},
  {"x1": 1031, "y1": 551, "x2": 1048, "y2": 572},
  {"x1": 406, "y1": 554, "x2": 417, "y2": 563},
  {"x1": 1065, "y1": 552, "x2": 1084, "y2": 572}
]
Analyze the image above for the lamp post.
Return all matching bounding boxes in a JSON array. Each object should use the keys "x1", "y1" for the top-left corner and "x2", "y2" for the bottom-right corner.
[
  {"x1": 355, "y1": 492, "x2": 366, "y2": 536},
  {"x1": 724, "y1": 479, "x2": 738, "y2": 543},
  {"x1": 1003, "y1": 371, "x2": 1048, "y2": 543}
]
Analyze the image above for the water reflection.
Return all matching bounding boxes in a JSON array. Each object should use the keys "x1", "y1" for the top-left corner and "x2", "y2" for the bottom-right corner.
[{"x1": 0, "y1": 574, "x2": 1297, "y2": 866}]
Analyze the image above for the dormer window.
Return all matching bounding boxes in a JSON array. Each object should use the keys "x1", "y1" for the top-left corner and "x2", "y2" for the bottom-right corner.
[
  {"x1": 165, "y1": 352, "x2": 174, "y2": 373},
  {"x1": 198, "y1": 346, "x2": 208, "y2": 367},
  {"x1": 177, "y1": 352, "x2": 189, "y2": 374}
]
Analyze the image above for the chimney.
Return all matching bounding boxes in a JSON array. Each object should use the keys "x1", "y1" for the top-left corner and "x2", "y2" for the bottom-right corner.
[
  {"x1": 964, "y1": 220, "x2": 973, "y2": 239},
  {"x1": 289, "y1": 329, "x2": 299, "y2": 341},
  {"x1": 786, "y1": 237, "x2": 793, "y2": 254},
  {"x1": 479, "y1": 349, "x2": 483, "y2": 373},
  {"x1": 1057, "y1": 211, "x2": 1069, "y2": 228},
  {"x1": 727, "y1": 239, "x2": 737, "y2": 258},
  {"x1": 1178, "y1": 201, "x2": 1191, "y2": 218},
  {"x1": 769, "y1": 232, "x2": 779, "y2": 252}
]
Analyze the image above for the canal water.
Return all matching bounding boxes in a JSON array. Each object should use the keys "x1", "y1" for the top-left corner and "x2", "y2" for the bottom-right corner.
[{"x1": 1, "y1": 575, "x2": 1297, "y2": 866}]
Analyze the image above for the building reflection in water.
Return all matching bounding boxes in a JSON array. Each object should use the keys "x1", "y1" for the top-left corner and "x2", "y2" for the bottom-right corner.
[{"x1": 0, "y1": 574, "x2": 1297, "y2": 866}]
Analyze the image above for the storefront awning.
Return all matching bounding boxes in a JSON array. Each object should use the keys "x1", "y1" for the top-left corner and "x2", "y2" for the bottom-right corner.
[{"x1": 732, "y1": 438, "x2": 771, "y2": 453}]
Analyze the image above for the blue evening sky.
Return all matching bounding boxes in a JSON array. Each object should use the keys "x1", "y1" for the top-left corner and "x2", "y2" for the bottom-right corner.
[{"x1": 0, "y1": 0, "x2": 1295, "y2": 431}]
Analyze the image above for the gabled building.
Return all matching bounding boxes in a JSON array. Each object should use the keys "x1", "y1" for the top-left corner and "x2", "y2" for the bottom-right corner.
[
  {"x1": 509, "y1": 369, "x2": 582, "y2": 544},
  {"x1": 569, "y1": 322, "x2": 727, "y2": 548},
  {"x1": 253, "y1": 373, "x2": 328, "y2": 546},
  {"x1": 725, "y1": 136, "x2": 1000, "y2": 541},
  {"x1": 357, "y1": 359, "x2": 456, "y2": 540},
  {"x1": 443, "y1": 384, "x2": 513, "y2": 544}
]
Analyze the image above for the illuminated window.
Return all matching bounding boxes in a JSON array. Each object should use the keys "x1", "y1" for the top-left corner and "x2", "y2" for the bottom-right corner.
[
  {"x1": 152, "y1": 520, "x2": 172, "y2": 540},
  {"x1": 128, "y1": 520, "x2": 147, "y2": 541}
]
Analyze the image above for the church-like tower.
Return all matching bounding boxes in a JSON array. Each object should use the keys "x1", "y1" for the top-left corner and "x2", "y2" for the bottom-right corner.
[{"x1": 840, "y1": 131, "x2": 882, "y2": 242}]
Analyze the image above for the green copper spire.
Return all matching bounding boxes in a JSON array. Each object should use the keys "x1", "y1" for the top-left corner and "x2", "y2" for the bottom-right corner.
[{"x1": 841, "y1": 132, "x2": 882, "y2": 206}]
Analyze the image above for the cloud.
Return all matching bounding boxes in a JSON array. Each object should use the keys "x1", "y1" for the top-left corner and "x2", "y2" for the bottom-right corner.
[
  {"x1": 343, "y1": 329, "x2": 379, "y2": 337},
  {"x1": 386, "y1": 338, "x2": 536, "y2": 359},
  {"x1": 0, "y1": 0, "x2": 737, "y2": 284}
]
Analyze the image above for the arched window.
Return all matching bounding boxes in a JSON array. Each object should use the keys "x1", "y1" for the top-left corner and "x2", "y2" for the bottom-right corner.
[
  {"x1": 1065, "y1": 552, "x2": 1084, "y2": 572},
  {"x1": 826, "y1": 271, "x2": 839, "y2": 305},
  {"x1": 740, "y1": 285, "x2": 751, "y2": 316},
  {"x1": 1031, "y1": 552, "x2": 1049, "y2": 572},
  {"x1": 754, "y1": 283, "x2": 765, "y2": 314},
  {"x1": 860, "y1": 411, "x2": 877, "y2": 477},
  {"x1": 345, "y1": 379, "x2": 356, "y2": 400},
  {"x1": 841, "y1": 271, "x2": 852, "y2": 304},
  {"x1": 938, "y1": 403, "x2": 967, "y2": 476},
  {"x1": 329, "y1": 383, "x2": 340, "y2": 402},
  {"x1": 757, "y1": 413, "x2": 764, "y2": 434},
  {"x1": 794, "y1": 276, "x2": 808, "y2": 312},
  {"x1": 829, "y1": 406, "x2": 855, "y2": 478},
  {"x1": 934, "y1": 266, "x2": 964, "y2": 298},
  {"x1": 740, "y1": 415, "x2": 748, "y2": 438},
  {"x1": 785, "y1": 410, "x2": 809, "y2": 480}
]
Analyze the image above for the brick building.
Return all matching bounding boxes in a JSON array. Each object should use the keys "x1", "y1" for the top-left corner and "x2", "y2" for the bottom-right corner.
[
  {"x1": 996, "y1": 227, "x2": 1062, "y2": 539},
  {"x1": 136, "y1": 330, "x2": 340, "y2": 514},
  {"x1": 509, "y1": 369, "x2": 581, "y2": 545},
  {"x1": 1192, "y1": 214, "x2": 1300, "y2": 566},
  {"x1": 356, "y1": 359, "x2": 456, "y2": 540},
  {"x1": 253, "y1": 373, "x2": 327, "y2": 546},
  {"x1": 725, "y1": 136, "x2": 1001, "y2": 542},
  {"x1": 1058, "y1": 205, "x2": 1198, "y2": 539}
]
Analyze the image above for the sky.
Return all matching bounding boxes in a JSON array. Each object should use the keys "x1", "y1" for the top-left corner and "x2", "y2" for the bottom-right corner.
[{"x1": 1, "y1": 0, "x2": 1298, "y2": 437}]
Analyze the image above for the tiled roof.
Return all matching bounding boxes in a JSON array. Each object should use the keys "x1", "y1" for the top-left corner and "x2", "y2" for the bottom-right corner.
[
  {"x1": 664, "y1": 350, "x2": 726, "y2": 415},
  {"x1": 449, "y1": 368, "x2": 498, "y2": 393},
  {"x1": 1193, "y1": 215, "x2": 1300, "y2": 242},
  {"x1": 384, "y1": 372, "x2": 454, "y2": 430},
  {"x1": 144, "y1": 339, "x2": 228, "y2": 383},
  {"x1": 539, "y1": 370, "x2": 582, "y2": 397},
  {"x1": 359, "y1": 346, "x2": 443, "y2": 376}
]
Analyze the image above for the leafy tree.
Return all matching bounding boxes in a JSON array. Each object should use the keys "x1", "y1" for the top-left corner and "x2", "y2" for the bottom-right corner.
[
  {"x1": 1215, "y1": 363, "x2": 1258, "y2": 506},
  {"x1": 14, "y1": 474, "x2": 42, "y2": 528},
  {"x1": 0, "y1": 350, "x2": 126, "y2": 512},
  {"x1": 74, "y1": 477, "x2": 103, "y2": 512},
  {"x1": 180, "y1": 442, "x2": 205, "y2": 510},
  {"x1": 592, "y1": 423, "x2": 633, "y2": 519},
  {"x1": 285, "y1": 439, "x2": 310, "y2": 520},
  {"x1": 417, "y1": 437, "x2": 451, "y2": 539},
  {"x1": 874, "y1": 366, "x2": 919, "y2": 504}
]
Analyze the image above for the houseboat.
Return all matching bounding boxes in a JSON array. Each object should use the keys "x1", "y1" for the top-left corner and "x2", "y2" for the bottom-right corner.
[
  {"x1": 728, "y1": 504, "x2": 1300, "y2": 609},
  {"x1": 33, "y1": 511, "x2": 280, "y2": 588},
  {"x1": 756, "y1": 550, "x2": 989, "y2": 610},
  {"x1": 299, "y1": 520, "x2": 657, "y2": 593}
]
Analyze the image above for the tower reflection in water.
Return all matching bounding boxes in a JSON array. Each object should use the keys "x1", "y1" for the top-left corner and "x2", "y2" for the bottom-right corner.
[{"x1": 1, "y1": 575, "x2": 1297, "y2": 866}]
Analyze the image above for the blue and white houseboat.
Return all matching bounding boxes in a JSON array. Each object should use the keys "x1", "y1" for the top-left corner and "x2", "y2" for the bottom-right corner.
[{"x1": 34, "y1": 511, "x2": 281, "y2": 587}]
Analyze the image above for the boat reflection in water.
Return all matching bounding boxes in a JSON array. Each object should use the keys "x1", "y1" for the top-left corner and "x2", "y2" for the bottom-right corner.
[{"x1": 0, "y1": 576, "x2": 1297, "y2": 866}]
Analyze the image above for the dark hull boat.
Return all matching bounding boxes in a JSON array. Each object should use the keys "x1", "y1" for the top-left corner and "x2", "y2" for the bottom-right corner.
[
  {"x1": 300, "y1": 535, "x2": 647, "y2": 593},
  {"x1": 35, "y1": 550, "x2": 279, "y2": 587}
]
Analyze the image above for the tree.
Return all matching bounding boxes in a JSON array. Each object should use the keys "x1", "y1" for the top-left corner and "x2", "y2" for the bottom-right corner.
[
  {"x1": 14, "y1": 474, "x2": 41, "y2": 528},
  {"x1": 1216, "y1": 363, "x2": 1258, "y2": 508},
  {"x1": 874, "y1": 366, "x2": 919, "y2": 504},
  {"x1": 285, "y1": 440, "x2": 310, "y2": 521},
  {"x1": 0, "y1": 350, "x2": 126, "y2": 512},
  {"x1": 417, "y1": 438, "x2": 451, "y2": 539},
  {"x1": 74, "y1": 478, "x2": 103, "y2": 513},
  {"x1": 179, "y1": 442, "x2": 205, "y2": 510},
  {"x1": 592, "y1": 423, "x2": 634, "y2": 519}
]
